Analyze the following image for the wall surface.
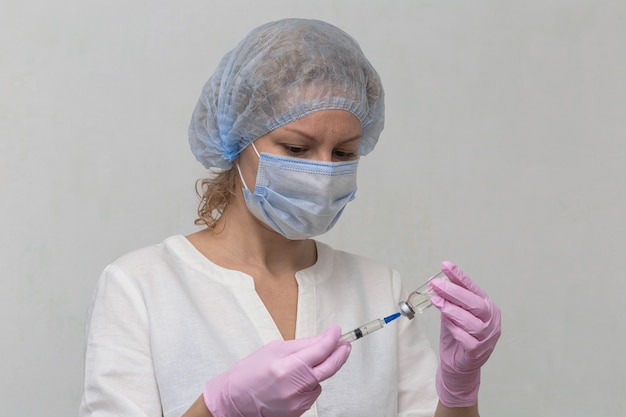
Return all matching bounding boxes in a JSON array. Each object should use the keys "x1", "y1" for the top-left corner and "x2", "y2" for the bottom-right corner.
[{"x1": 2, "y1": 1, "x2": 624, "y2": 415}]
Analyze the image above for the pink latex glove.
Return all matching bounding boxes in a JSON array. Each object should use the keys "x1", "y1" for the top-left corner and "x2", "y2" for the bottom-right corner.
[
  {"x1": 203, "y1": 325, "x2": 351, "y2": 417},
  {"x1": 429, "y1": 261, "x2": 501, "y2": 407}
]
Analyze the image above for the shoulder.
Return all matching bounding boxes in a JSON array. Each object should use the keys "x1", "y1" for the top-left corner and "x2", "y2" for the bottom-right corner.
[
  {"x1": 107, "y1": 235, "x2": 194, "y2": 274},
  {"x1": 318, "y1": 240, "x2": 397, "y2": 276},
  {"x1": 96, "y1": 235, "x2": 201, "y2": 292},
  {"x1": 315, "y1": 240, "x2": 402, "y2": 297},
  {"x1": 88, "y1": 235, "x2": 206, "y2": 315}
]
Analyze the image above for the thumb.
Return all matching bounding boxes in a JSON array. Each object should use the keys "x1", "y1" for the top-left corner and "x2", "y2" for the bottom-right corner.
[
  {"x1": 441, "y1": 261, "x2": 487, "y2": 299},
  {"x1": 311, "y1": 342, "x2": 351, "y2": 382},
  {"x1": 292, "y1": 325, "x2": 342, "y2": 368},
  {"x1": 291, "y1": 326, "x2": 351, "y2": 381}
]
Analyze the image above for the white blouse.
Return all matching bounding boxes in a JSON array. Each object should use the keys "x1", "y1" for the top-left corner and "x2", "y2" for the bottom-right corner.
[{"x1": 79, "y1": 235, "x2": 438, "y2": 417}]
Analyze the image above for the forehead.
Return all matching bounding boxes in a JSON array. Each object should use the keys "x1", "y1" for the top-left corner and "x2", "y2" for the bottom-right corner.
[{"x1": 271, "y1": 109, "x2": 362, "y2": 139}]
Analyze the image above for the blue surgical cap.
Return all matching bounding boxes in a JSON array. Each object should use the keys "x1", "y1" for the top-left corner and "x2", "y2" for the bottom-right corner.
[{"x1": 188, "y1": 18, "x2": 385, "y2": 169}]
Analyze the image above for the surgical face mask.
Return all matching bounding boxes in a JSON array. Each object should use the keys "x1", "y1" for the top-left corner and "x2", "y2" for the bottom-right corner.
[{"x1": 236, "y1": 143, "x2": 358, "y2": 240}]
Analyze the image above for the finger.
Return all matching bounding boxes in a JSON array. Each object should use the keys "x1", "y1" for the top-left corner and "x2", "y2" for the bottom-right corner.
[
  {"x1": 271, "y1": 325, "x2": 341, "y2": 357},
  {"x1": 291, "y1": 325, "x2": 342, "y2": 368},
  {"x1": 429, "y1": 279, "x2": 491, "y2": 322},
  {"x1": 311, "y1": 342, "x2": 352, "y2": 382},
  {"x1": 431, "y1": 295, "x2": 494, "y2": 340},
  {"x1": 440, "y1": 314, "x2": 480, "y2": 352},
  {"x1": 442, "y1": 317, "x2": 500, "y2": 365},
  {"x1": 441, "y1": 261, "x2": 487, "y2": 299}
]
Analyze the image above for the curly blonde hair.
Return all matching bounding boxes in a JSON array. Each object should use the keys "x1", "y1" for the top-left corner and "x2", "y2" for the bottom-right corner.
[{"x1": 194, "y1": 168, "x2": 238, "y2": 230}]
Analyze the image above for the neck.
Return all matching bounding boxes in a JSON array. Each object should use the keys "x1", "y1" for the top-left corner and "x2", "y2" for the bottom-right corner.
[{"x1": 188, "y1": 193, "x2": 317, "y2": 278}]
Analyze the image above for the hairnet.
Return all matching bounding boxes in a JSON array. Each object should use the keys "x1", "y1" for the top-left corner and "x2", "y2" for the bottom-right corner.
[{"x1": 188, "y1": 18, "x2": 385, "y2": 169}]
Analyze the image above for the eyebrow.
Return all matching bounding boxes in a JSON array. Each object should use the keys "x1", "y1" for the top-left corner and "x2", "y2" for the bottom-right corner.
[{"x1": 281, "y1": 126, "x2": 362, "y2": 144}]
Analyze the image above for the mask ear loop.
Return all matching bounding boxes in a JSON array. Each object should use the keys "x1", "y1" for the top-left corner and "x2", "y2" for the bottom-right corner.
[
  {"x1": 235, "y1": 141, "x2": 261, "y2": 191},
  {"x1": 249, "y1": 142, "x2": 262, "y2": 161},
  {"x1": 235, "y1": 163, "x2": 249, "y2": 191}
]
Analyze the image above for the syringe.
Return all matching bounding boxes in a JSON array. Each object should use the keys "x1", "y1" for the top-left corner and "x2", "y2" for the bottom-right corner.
[
  {"x1": 337, "y1": 271, "x2": 448, "y2": 344},
  {"x1": 338, "y1": 312, "x2": 402, "y2": 344}
]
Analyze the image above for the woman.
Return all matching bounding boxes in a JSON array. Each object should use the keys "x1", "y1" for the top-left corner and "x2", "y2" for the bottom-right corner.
[{"x1": 79, "y1": 18, "x2": 500, "y2": 417}]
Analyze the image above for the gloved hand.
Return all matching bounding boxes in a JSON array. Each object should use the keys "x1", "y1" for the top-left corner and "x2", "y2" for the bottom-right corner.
[
  {"x1": 203, "y1": 325, "x2": 351, "y2": 417},
  {"x1": 429, "y1": 261, "x2": 501, "y2": 408}
]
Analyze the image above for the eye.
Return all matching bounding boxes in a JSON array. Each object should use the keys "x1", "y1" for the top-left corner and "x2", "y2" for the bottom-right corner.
[
  {"x1": 282, "y1": 144, "x2": 307, "y2": 156},
  {"x1": 333, "y1": 149, "x2": 358, "y2": 160}
]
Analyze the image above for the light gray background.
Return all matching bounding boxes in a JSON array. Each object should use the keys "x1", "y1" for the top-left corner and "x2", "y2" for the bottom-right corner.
[{"x1": 2, "y1": 1, "x2": 624, "y2": 416}]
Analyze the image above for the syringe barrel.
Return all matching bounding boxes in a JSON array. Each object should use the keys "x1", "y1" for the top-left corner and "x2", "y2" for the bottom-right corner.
[{"x1": 338, "y1": 319, "x2": 385, "y2": 343}]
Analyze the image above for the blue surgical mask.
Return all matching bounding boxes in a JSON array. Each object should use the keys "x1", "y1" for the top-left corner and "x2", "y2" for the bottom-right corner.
[{"x1": 236, "y1": 143, "x2": 358, "y2": 240}]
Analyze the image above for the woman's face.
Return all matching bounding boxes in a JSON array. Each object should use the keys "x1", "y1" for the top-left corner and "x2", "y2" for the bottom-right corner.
[{"x1": 237, "y1": 109, "x2": 362, "y2": 188}]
